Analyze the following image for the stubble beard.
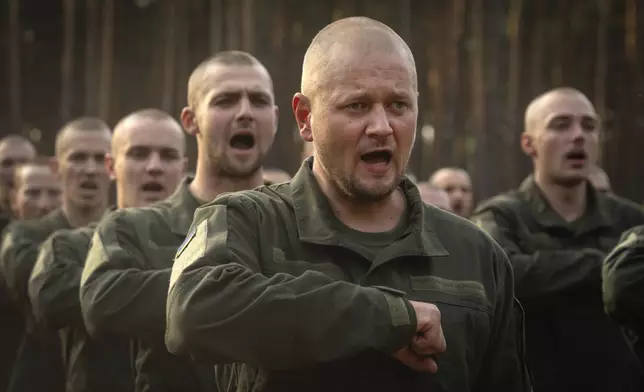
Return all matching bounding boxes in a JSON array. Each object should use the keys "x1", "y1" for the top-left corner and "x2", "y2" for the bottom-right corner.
[{"x1": 208, "y1": 148, "x2": 262, "y2": 179}]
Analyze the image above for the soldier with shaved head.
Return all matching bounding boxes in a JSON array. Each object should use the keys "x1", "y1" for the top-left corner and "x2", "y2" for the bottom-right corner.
[
  {"x1": 429, "y1": 167, "x2": 473, "y2": 218},
  {"x1": 165, "y1": 17, "x2": 530, "y2": 391},
  {"x1": 80, "y1": 51, "x2": 276, "y2": 392},
  {"x1": 0, "y1": 135, "x2": 37, "y2": 220},
  {"x1": 27, "y1": 109, "x2": 186, "y2": 392},
  {"x1": 472, "y1": 88, "x2": 644, "y2": 392},
  {"x1": 2, "y1": 117, "x2": 111, "y2": 392}
]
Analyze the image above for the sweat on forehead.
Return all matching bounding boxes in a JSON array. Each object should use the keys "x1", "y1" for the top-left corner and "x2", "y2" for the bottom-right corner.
[
  {"x1": 524, "y1": 87, "x2": 596, "y2": 133},
  {"x1": 301, "y1": 17, "x2": 416, "y2": 97}
]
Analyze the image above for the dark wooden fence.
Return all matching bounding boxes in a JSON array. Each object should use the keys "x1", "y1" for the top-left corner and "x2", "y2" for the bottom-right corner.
[{"x1": 2, "y1": 0, "x2": 643, "y2": 202}]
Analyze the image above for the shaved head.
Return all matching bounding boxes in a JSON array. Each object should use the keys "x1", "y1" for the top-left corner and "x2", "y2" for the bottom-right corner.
[
  {"x1": 55, "y1": 117, "x2": 111, "y2": 158},
  {"x1": 187, "y1": 50, "x2": 273, "y2": 109},
  {"x1": 524, "y1": 87, "x2": 595, "y2": 135},
  {"x1": 429, "y1": 167, "x2": 473, "y2": 217},
  {"x1": 417, "y1": 182, "x2": 452, "y2": 212},
  {"x1": 301, "y1": 16, "x2": 417, "y2": 104},
  {"x1": 112, "y1": 109, "x2": 185, "y2": 156}
]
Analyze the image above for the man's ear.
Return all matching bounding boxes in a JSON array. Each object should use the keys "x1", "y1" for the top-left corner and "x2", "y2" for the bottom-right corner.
[
  {"x1": 181, "y1": 107, "x2": 199, "y2": 137},
  {"x1": 105, "y1": 153, "x2": 116, "y2": 181},
  {"x1": 293, "y1": 93, "x2": 313, "y2": 142},
  {"x1": 520, "y1": 132, "x2": 536, "y2": 158}
]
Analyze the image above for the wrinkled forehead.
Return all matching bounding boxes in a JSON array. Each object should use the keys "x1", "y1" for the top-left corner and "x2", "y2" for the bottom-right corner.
[
  {"x1": 201, "y1": 64, "x2": 273, "y2": 99},
  {"x1": 323, "y1": 49, "x2": 416, "y2": 91}
]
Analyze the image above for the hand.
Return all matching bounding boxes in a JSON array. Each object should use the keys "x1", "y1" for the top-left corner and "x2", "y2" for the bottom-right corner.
[{"x1": 393, "y1": 301, "x2": 446, "y2": 373}]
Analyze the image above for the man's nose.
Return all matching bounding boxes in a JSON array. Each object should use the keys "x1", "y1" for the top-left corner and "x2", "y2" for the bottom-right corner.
[{"x1": 364, "y1": 104, "x2": 394, "y2": 139}]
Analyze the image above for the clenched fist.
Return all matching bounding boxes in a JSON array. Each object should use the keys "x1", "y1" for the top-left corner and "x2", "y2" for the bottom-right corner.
[{"x1": 393, "y1": 300, "x2": 446, "y2": 373}]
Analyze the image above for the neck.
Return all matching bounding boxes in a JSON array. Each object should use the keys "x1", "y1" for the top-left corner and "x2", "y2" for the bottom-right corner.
[
  {"x1": 312, "y1": 161, "x2": 405, "y2": 233},
  {"x1": 534, "y1": 171, "x2": 587, "y2": 222},
  {"x1": 189, "y1": 163, "x2": 265, "y2": 203},
  {"x1": 62, "y1": 199, "x2": 107, "y2": 228}
]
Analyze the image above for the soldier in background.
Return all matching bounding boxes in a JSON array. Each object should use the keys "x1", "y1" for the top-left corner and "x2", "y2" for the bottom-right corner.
[
  {"x1": 80, "y1": 51, "x2": 277, "y2": 392},
  {"x1": 29, "y1": 109, "x2": 186, "y2": 392},
  {"x1": 429, "y1": 167, "x2": 473, "y2": 218},
  {"x1": 1, "y1": 117, "x2": 111, "y2": 392},
  {"x1": 0, "y1": 157, "x2": 58, "y2": 392},
  {"x1": 417, "y1": 182, "x2": 452, "y2": 212},
  {"x1": 472, "y1": 87, "x2": 644, "y2": 392},
  {"x1": 0, "y1": 135, "x2": 37, "y2": 222}
]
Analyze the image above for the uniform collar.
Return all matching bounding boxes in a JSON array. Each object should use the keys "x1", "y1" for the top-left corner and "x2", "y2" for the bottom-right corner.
[
  {"x1": 167, "y1": 176, "x2": 204, "y2": 236},
  {"x1": 518, "y1": 174, "x2": 610, "y2": 233},
  {"x1": 291, "y1": 157, "x2": 448, "y2": 258}
]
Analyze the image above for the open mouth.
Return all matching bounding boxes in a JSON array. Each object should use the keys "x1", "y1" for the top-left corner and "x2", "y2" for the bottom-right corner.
[
  {"x1": 229, "y1": 132, "x2": 255, "y2": 150},
  {"x1": 141, "y1": 181, "x2": 164, "y2": 192},
  {"x1": 360, "y1": 149, "x2": 393, "y2": 165},
  {"x1": 564, "y1": 150, "x2": 587, "y2": 161},
  {"x1": 80, "y1": 180, "x2": 98, "y2": 191}
]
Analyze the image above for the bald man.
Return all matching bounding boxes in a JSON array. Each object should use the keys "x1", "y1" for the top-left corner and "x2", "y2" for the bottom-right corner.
[
  {"x1": 166, "y1": 17, "x2": 530, "y2": 392},
  {"x1": 472, "y1": 87, "x2": 644, "y2": 392},
  {"x1": 11, "y1": 160, "x2": 61, "y2": 220},
  {"x1": 417, "y1": 182, "x2": 452, "y2": 212},
  {"x1": 429, "y1": 167, "x2": 473, "y2": 218},
  {"x1": 28, "y1": 109, "x2": 186, "y2": 392},
  {"x1": 2, "y1": 117, "x2": 111, "y2": 392},
  {"x1": 80, "y1": 51, "x2": 275, "y2": 392},
  {"x1": 0, "y1": 135, "x2": 37, "y2": 220}
]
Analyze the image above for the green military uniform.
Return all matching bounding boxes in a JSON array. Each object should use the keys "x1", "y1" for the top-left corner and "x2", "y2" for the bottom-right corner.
[
  {"x1": 165, "y1": 158, "x2": 531, "y2": 392},
  {"x1": 472, "y1": 176, "x2": 644, "y2": 392},
  {"x1": 80, "y1": 178, "x2": 215, "y2": 392},
  {"x1": 28, "y1": 207, "x2": 134, "y2": 392},
  {"x1": 0, "y1": 209, "x2": 71, "y2": 392},
  {"x1": 603, "y1": 224, "x2": 644, "y2": 364}
]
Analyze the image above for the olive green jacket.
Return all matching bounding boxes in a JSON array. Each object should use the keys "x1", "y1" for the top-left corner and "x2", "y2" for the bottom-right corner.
[
  {"x1": 472, "y1": 176, "x2": 644, "y2": 392},
  {"x1": 29, "y1": 206, "x2": 133, "y2": 392},
  {"x1": 166, "y1": 159, "x2": 530, "y2": 392},
  {"x1": 80, "y1": 178, "x2": 215, "y2": 392}
]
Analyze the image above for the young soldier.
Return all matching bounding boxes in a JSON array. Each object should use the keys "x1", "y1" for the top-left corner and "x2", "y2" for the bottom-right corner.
[
  {"x1": 472, "y1": 88, "x2": 644, "y2": 392},
  {"x1": 28, "y1": 109, "x2": 187, "y2": 392},
  {"x1": 1, "y1": 117, "x2": 111, "y2": 392},
  {"x1": 80, "y1": 52, "x2": 277, "y2": 392},
  {"x1": 429, "y1": 167, "x2": 473, "y2": 218},
  {"x1": 165, "y1": 17, "x2": 530, "y2": 392}
]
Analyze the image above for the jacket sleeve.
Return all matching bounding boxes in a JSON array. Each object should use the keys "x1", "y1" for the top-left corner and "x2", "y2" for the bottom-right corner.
[
  {"x1": 80, "y1": 210, "x2": 171, "y2": 340},
  {"x1": 0, "y1": 223, "x2": 41, "y2": 305},
  {"x1": 472, "y1": 208, "x2": 604, "y2": 299},
  {"x1": 29, "y1": 230, "x2": 87, "y2": 328},
  {"x1": 165, "y1": 194, "x2": 416, "y2": 370},
  {"x1": 602, "y1": 225, "x2": 644, "y2": 331},
  {"x1": 474, "y1": 241, "x2": 532, "y2": 392}
]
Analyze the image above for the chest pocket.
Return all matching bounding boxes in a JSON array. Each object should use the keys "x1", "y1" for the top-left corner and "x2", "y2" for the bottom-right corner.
[
  {"x1": 264, "y1": 248, "x2": 347, "y2": 281},
  {"x1": 410, "y1": 275, "x2": 492, "y2": 374}
]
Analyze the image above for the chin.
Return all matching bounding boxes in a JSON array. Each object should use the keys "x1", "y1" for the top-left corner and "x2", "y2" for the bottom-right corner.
[{"x1": 554, "y1": 175, "x2": 587, "y2": 188}]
